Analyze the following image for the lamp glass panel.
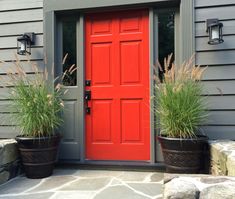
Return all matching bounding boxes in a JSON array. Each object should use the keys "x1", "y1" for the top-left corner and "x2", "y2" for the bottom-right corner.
[
  {"x1": 20, "y1": 41, "x2": 26, "y2": 52},
  {"x1": 18, "y1": 40, "x2": 27, "y2": 55},
  {"x1": 211, "y1": 26, "x2": 220, "y2": 40}
]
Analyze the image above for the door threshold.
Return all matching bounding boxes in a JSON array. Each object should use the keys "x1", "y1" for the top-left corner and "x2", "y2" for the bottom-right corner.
[{"x1": 56, "y1": 160, "x2": 166, "y2": 172}]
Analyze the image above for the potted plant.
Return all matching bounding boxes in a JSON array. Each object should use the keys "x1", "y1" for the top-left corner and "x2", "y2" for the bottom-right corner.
[
  {"x1": 155, "y1": 55, "x2": 208, "y2": 174},
  {"x1": 2, "y1": 57, "x2": 75, "y2": 179}
]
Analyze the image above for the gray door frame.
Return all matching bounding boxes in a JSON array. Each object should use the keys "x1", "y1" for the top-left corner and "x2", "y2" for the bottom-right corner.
[
  {"x1": 44, "y1": 0, "x2": 194, "y2": 164},
  {"x1": 55, "y1": 13, "x2": 86, "y2": 162}
]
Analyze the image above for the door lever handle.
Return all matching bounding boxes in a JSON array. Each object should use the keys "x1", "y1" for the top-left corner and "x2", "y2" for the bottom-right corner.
[
  {"x1": 85, "y1": 90, "x2": 91, "y2": 114},
  {"x1": 85, "y1": 90, "x2": 91, "y2": 101}
]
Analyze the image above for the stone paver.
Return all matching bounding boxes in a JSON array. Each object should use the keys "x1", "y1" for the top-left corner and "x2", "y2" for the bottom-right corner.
[
  {"x1": 0, "y1": 193, "x2": 54, "y2": 199},
  {"x1": 118, "y1": 171, "x2": 151, "y2": 181},
  {"x1": 60, "y1": 177, "x2": 111, "y2": 191},
  {"x1": 94, "y1": 185, "x2": 149, "y2": 199},
  {"x1": 0, "y1": 177, "x2": 41, "y2": 195},
  {"x1": 151, "y1": 173, "x2": 164, "y2": 182},
  {"x1": 51, "y1": 191, "x2": 95, "y2": 199},
  {"x1": 0, "y1": 169, "x2": 163, "y2": 199},
  {"x1": 28, "y1": 176, "x2": 77, "y2": 193},
  {"x1": 128, "y1": 183, "x2": 163, "y2": 197}
]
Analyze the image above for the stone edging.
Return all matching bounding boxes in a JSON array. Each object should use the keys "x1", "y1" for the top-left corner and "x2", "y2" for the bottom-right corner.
[
  {"x1": 210, "y1": 140, "x2": 235, "y2": 176},
  {"x1": 0, "y1": 139, "x2": 20, "y2": 185},
  {"x1": 164, "y1": 174, "x2": 235, "y2": 199}
]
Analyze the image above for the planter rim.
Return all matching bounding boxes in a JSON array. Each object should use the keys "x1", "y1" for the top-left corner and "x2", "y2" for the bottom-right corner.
[
  {"x1": 15, "y1": 133, "x2": 61, "y2": 141},
  {"x1": 157, "y1": 135, "x2": 208, "y2": 142}
]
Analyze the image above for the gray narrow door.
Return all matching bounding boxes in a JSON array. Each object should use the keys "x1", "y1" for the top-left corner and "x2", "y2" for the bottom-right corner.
[{"x1": 57, "y1": 17, "x2": 81, "y2": 161}]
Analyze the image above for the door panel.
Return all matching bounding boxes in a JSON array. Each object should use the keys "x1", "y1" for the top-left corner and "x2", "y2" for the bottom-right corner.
[
  {"x1": 121, "y1": 99, "x2": 142, "y2": 142},
  {"x1": 91, "y1": 43, "x2": 112, "y2": 85},
  {"x1": 92, "y1": 100, "x2": 113, "y2": 143},
  {"x1": 59, "y1": 99, "x2": 80, "y2": 160},
  {"x1": 85, "y1": 9, "x2": 150, "y2": 161},
  {"x1": 120, "y1": 41, "x2": 142, "y2": 84}
]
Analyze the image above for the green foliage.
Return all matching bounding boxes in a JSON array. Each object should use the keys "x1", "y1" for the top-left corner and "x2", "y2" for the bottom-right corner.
[
  {"x1": 155, "y1": 55, "x2": 208, "y2": 138},
  {"x1": 9, "y1": 75, "x2": 63, "y2": 137},
  {"x1": 1, "y1": 57, "x2": 76, "y2": 138}
]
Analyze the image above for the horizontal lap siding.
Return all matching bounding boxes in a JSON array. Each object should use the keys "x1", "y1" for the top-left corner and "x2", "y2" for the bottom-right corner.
[
  {"x1": 196, "y1": 20, "x2": 235, "y2": 37},
  {"x1": 0, "y1": 60, "x2": 45, "y2": 74},
  {"x1": 202, "y1": 65, "x2": 235, "y2": 80},
  {"x1": 202, "y1": 81, "x2": 235, "y2": 95},
  {"x1": 195, "y1": 1, "x2": 235, "y2": 139},
  {"x1": 0, "y1": 35, "x2": 43, "y2": 49},
  {"x1": 195, "y1": 0, "x2": 235, "y2": 7},
  {"x1": 0, "y1": 0, "x2": 43, "y2": 11},
  {"x1": 206, "y1": 96, "x2": 235, "y2": 110},
  {"x1": 0, "y1": 0, "x2": 44, "y2": 138}
]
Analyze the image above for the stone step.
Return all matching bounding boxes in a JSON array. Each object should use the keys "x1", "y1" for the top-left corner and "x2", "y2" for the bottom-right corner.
[
  {"x1": 164, "y1": 174, "x2": 235, "y2": 199},
  {"x1": 0, "y1": 139, "x2": 19, "y2": 185},
  {"x1": 210, "y1": 140, "x2": 235, "y2": 176}
]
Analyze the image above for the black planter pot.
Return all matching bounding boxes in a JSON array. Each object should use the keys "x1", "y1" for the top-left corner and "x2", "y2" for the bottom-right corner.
[
  {"x1": 15, "y1": 134, "x2": 61, "y2": 179},
  {"x1": 157, "y1": 135, "x2": 208, "y2": 174}
]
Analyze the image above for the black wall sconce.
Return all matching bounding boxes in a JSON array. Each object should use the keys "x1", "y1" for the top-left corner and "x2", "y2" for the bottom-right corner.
[
  {"x1": 206, "y1": 18, "x2": 224, "y2": 45},
  {"x1": 17, "y1": 33, "x2": 35, "y2": 55}
]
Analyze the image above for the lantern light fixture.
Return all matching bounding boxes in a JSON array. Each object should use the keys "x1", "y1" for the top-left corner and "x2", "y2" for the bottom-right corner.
[
  {"x1": 206, "y1": 18, "x2": 224, "y2": 45},
  {"x1": 17, "y1": 33, "x2": 35, "y2": 55}
]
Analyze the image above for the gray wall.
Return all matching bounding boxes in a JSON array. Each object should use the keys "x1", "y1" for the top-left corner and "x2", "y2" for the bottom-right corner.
[
  {"x1": 1, "y1": 0, "x2": 235, "y2": 141},
  {"x1": 0, "y1": 0, "x2": 44, "y2": 138},
  {"x1": 195, "y1": 0, "x2": 235, "y2": 139}
]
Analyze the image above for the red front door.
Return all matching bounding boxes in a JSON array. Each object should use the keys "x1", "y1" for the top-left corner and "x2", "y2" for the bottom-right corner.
[{"x1": 85, "y1": 9, "x2": 150, "y2": 161}]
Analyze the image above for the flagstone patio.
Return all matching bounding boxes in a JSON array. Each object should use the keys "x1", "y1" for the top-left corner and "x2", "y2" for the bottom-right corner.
[{"x1": 0, "y1": 169, "x2": 163, "y2": 199}]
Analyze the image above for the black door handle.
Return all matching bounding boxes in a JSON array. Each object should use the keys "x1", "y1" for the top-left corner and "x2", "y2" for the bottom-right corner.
[
  {"x1": 85, "y1": 90, "x2": 91, "y2": 101},
  {"x1": 85, "y1": 90, "x2": 91, "y2": 114}
]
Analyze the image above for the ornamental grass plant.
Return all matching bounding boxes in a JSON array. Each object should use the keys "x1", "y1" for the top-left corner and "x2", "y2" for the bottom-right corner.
[
  {"x1": 0, "y1": 54, "x2": 76, "y2": 138},
  {"x1": 155, "y1": 54, "x2": 208, "y2": 139}
]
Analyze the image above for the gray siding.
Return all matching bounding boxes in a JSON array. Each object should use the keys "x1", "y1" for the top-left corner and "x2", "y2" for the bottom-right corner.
[
  {"x1": 195, "y1": 1, "x2": 235, "y2": 139},
  {"x1": 0, "y1": 0, "x2": 44, "y2": 138},
  {"x1": 1, "y1": 0, "x2": 235, "y2": 142}
]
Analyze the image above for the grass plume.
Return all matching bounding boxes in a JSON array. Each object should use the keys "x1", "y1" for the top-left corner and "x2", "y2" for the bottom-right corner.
[
  {"x1": 155, "y1": 55, "x2": 208, "y2": 138},
  {"x1": 0, "y1": 55, "x2": 77, "y2": 138}
]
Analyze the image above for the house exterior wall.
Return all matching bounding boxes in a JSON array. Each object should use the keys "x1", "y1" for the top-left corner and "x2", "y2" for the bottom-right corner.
[
  {"x1": 0, "y1": 0, "x2": 235, "y2": 153},
  {"x1": 0, "y1": 0, "x2": 44, "y2": 138},
  {"x1": 195, "y1": 0, "x2": 235, "y2": 139}
]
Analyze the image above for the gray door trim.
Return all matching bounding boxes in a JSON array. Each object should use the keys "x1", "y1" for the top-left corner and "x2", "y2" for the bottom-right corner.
[
  {"x1": 44, "y1": 0, "x2": 179, "y2": 12},
  {"x1": 180, "y1": 0, "x2": 195, "y2": 63},
  {"x1": 149, "y1": 8, "x2": 155, "y2": 164},
  {"x1": 53, "y1": 14, "x2": 83, "y2": 161},
  {"x1": 44, "y1": 0, "x2": 194, "y2": 163},
  {"x1": 77, "y1": 14, "x2": 85, "y2": 163},
  {"x1": 44, "y1": 11, "x2": 56, "y2": 83},
  {"x1": 153, "y1": 8, "x2": 179, "y2": 162}
]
